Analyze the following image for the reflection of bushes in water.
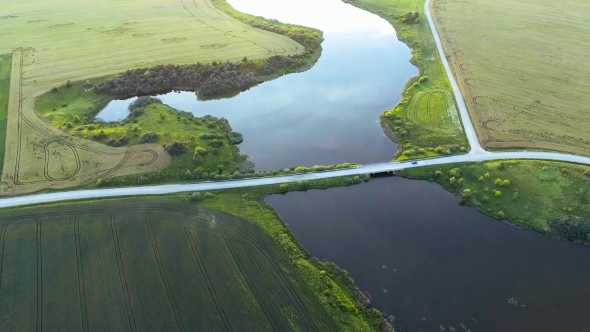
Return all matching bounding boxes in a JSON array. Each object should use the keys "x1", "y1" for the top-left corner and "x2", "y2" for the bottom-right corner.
[{"x1": 548, "y1": 216, "x2": 590, "y2": 239}]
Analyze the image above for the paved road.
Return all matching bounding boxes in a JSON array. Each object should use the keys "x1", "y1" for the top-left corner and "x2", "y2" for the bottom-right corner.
[
  {"x1": 1, "y1": 0, "x2": 589, "y2": 208},
  {"x1": 2, "y1": 151, "x2": 590, "y2": 208}
]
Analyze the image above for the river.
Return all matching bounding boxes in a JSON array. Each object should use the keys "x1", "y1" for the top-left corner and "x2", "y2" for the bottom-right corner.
[
  {"x1": 266, "y1": 177, "x2": 590, "y2": 331},
  {"x1": 95, "y1": 0, "x2": 417, "y2": 170}
]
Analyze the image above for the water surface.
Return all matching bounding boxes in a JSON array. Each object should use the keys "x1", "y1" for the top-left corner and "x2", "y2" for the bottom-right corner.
[
  {"x1": 96, "y1": 0, "x2": 417, "y2": 170},
  {"x1": 266, "y1": 177, "x2": 590, "y2": 332}
]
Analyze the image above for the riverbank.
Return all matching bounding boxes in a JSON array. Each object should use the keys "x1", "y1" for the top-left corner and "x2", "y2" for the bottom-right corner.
[
  {"x1": 198, "y1": 176, "x2": 394, "y2": 331},
  {"x1": 401, "y1": 160, "x2": 590, "y2": 245},
  {"x1": 344, "y1": 0, "x2": 468, "y2": 160}
]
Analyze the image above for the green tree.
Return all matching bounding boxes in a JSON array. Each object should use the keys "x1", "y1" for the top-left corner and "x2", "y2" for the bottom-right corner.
[
  {"x1": 501, "y1": 179, "x2": 511, "y2": 187},
  {"x1": 494, "y1": 190, "x2": 502, "y2": 198},
  {"x1": 494, "y1": 178, "x2": 502, "y2": 186},
  {"x1": 449, "y1": 168, "x2": 461, "y2": 177},
  {"x1": 192, "y1": 154, "x2": 203, "y2": 165}
]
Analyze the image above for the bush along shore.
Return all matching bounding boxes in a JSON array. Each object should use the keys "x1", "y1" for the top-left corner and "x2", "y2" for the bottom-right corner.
[
  {"x1": 192, "y1": 175, "x2": 394, "y2": 332},
  {"x1": 344, "y1": 0, "x2": 468, "y2": 161},
  {"x1": 401, "y1": 160, "x2": 590, "y2": 245}
]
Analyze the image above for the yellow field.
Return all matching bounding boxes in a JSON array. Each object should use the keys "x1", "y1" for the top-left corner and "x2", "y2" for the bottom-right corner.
[
  {"x1": 0, "y1": 0, "x2": 303, "y2": 196},
  {"x1": 431, "y1": 0, "x2": 590, "y2": 154}
]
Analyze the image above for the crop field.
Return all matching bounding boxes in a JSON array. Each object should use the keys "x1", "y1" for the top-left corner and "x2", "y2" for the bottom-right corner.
[
  {"x1": 0, "y1": 0, "x2": 304, "y2": 196},
  {"x1": 0, "y1": 198, "x2": 339, "y2": 331},
  {"x1": 0, "y1": 55, "x2": 11, "y2": 177},
  {"x1": 431, "y1": 0, "x2": 590, "y2": 155},
  {"x1": 347, "y1": 0, "x2": 467, "y2": 159}
]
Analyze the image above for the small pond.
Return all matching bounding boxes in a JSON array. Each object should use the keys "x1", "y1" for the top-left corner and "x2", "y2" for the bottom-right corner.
[
  {"x1": 95, "y1": 0, "x2": 417, "y2": 170},
  {"x1": 266, "y1": 177, "x2": 590, "y2": 332}
]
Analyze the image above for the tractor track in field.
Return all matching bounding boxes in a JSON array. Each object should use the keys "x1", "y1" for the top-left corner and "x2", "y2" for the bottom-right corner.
[
  {"x1": 201, "y1": 0, "x2": 300, "y2": 53},
  {"x1": 181, "y1": 0, "x2": 298, "y2": 56},
  {"x1": 160, "y1": 206, "x2": 332, "y2": 331},
  {"x1": 145, "y1": 211, "x2": 185, "y2": 332},
  {"x1": 9, "y1": 52, "x2": 162, "y2": 189},
  {"x1": 182, "y1": 217, "x2": 233, "y2": 331},
  {"x1": 109, "y1": 212, "x2": 137, "y2": 332},
  {"x1": 217, "y1": 223, "x2": 281, "y2": 332},
  {"x1": 74, "y1": 215, "x2": 90, "y2": 332},
  {"x1": 221, "y1": 224, "x2": 323, "y2": 331},
  {"x1": 36, "y1": 216, "x2": 43, "y2": 332}
]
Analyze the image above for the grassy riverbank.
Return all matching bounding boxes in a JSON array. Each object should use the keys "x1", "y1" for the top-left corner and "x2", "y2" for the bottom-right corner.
[
  {"x1": 401, "y1": 160, "x2": 590, "y2": 244},
  {"x1": 197, "y1": 176, "x2": 393, "y2": 331},
  {"x1": 344, "y1": 0, "x2": 467, "y2": 160},
  {"x1": 0, "y1": 54, "x2": 11, "y2": 176}
]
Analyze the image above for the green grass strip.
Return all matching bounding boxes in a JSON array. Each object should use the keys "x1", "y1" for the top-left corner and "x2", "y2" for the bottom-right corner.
[{"x1": 0, "y1": 54, "x2": 12, "y2": 177}]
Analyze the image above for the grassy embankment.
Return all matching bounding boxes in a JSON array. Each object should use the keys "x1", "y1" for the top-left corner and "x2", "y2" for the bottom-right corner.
[
  {"x1": 402, "y1": 160, "x2": 590, "y2": 244},
  {"x1": 431, "y1": 0, "x2": 590, "y2": 155},
  {"x1": 0, "y1": 175, "x2": 391, "y2": 331},
  {"x1": 344, "y1": 0, "x2": 467, "y2": 161},
  {"x1": 0, "y1": 54, "x2": 11, "y2": 176}
]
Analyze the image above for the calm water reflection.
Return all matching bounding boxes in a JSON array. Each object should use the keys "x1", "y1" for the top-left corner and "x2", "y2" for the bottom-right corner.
[
  {"x1": 96, "y1": 0, "x2": 417, "y2": 170},
  {"x1": 266, "y1": 177, "x2": 590, "y2": 332}
]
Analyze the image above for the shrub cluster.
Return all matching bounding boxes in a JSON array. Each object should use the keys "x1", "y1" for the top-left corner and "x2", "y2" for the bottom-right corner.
[
  {"x1": 227, "y1": 131, "x2": 243, "y2": 145},
  {"x1": 105, "y1": 136, "x2": 128, "y2": 147},
  {"x1": 164, "y1": 141, "x2": 187, "y2": 156},
  {"x1": 99, "y1": 61, "x2": 256, "y2": 98},
  {"x1": 139, "y1": 132, "x2": 159, "y2": 144},
  {"x1": 128, "y1": 96, "x2": 161, "y2": 118},
  {"x1": 548, "y1": 216, "x2": 590, "y2": 239}
]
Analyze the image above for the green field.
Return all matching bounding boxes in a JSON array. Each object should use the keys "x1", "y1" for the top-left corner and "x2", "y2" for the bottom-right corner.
[
  {"x1": 432, "y1": 0, "x2": 590, "y2": 155},
  {"x1": 345, "y1": 0, "x2": 467, "y2": 160},
  {"x1": 0, "y1": 197, "x2": 383, "y2": 331},
  {"x1": 0, "y1": 54, "x2": 11, "y2": 177},
  {"x1": 402, "y1": 160, "x2": 590, "y2": 244}
]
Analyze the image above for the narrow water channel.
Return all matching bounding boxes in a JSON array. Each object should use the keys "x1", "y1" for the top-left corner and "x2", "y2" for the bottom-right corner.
[
  {"x1": 96, "y1": 0, "x2": 417, "y2": 170},
  {"x1": 266, "y1": 177, "x2": 590, "y2": 332}
]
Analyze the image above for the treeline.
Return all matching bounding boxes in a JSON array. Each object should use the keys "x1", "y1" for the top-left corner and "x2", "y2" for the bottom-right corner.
[
  {"x1": 98, "y1": 61, "x2": 256, "y2": 98},
  {"x1": 548, "y1": 215, "x2": 590, "y2": 240}
]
